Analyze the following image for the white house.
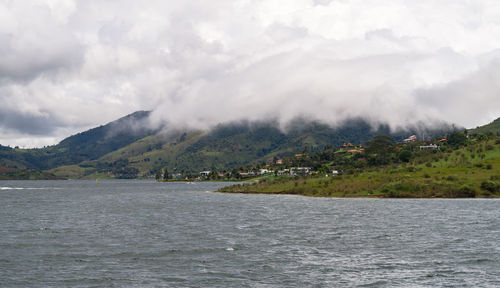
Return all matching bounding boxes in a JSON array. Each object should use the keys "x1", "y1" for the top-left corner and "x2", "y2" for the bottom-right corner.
[
  {"x1": 403, "y1": 135, "x2": 418, "y2": 143},
  {"x1": 200, "y1": 171, "x2": 211, "y2": 177},
  {"x1": 419, "y1": 144, "x2": 438, "y2": 150},
  {"x1": 290, "y1": 167, "x2": 311, "y2": 176}
]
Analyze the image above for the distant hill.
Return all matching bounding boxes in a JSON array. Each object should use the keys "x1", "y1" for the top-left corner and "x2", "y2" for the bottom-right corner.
[
  {"x1": 0, "y1": 111, "x2": 157, "y2": 170},
  {"x1": 48, "y1": 117, "x2": 455, "y2": 179},
  {"x1": 1, "y1": 111, "x2": 459, "y2": 179},
  {"x1": 470, "y1": 117, "x2": 500, "y2": 136}
]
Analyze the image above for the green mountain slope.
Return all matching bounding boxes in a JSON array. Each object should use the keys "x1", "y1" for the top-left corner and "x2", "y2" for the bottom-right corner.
[
  {"x1": 470, "y1": 117, "x2": 500, "y2": 136},
  {"x1": 219, "y1": 135, "x2": 500, "y2": 198},
  {"x1": 52, "y1": 118, "x2": 455, "y2": 178},
  {"x1": 0, "y1": 111, "x2": 157, "y2": 170},
  {"x1": 1, "y1": 110, "x2": 459, "y2": 179}
]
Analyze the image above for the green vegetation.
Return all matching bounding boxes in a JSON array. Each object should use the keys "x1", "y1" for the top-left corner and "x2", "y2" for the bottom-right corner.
[
  {"x1": 219, "y1": 133, "x2": 500, "y2": 198},
  {"x1": 2, "y1": 111, "x2": 500, "y2": 183},
  {"x1": 470, "y1": 117, "x2": 500, "y2": 136},
  {"x1": 0, "y1": 166, "x2": 61, "y2": 180},
  {"x1": 2, "y1": 115, "x2": 452, "y2": 179},
  {"x1": 0, "y1": 111, "x2": 156, "y2": 171}
]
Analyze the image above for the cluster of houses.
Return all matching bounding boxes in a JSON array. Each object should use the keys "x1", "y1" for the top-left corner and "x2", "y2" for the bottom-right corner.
[
  {"x1": 339, "y1": 142, "x2": 364, "y2": 153},
  {"x1": 402, "y1": 135, "x2": 444, "y2": 150},
  {"x1": 199, "y1": 166, "x2": 315, "y2": 178},
  {"x1": 192, "y1": 136, "x2": 449, "y2": 180}
]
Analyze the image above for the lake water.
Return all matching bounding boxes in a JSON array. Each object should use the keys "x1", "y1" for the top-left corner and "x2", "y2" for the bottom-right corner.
[{"x1": 0, "y1": 180, "x2": 499, "y2": 287}]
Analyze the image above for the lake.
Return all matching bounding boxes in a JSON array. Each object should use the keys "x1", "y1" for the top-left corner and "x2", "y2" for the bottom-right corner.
[{"x1": 1, "y1": 180, "x2": 499, "y2": 287}]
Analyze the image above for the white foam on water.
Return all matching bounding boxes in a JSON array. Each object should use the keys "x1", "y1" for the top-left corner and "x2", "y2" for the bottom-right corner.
[{"x1": 0, "y1": 187, "x2": 57, "y2": 190}]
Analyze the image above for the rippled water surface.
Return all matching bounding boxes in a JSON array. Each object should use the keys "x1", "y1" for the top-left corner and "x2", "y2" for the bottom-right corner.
[{"x1": 1, "y1": 180, "x2": 499, "y2": 287}]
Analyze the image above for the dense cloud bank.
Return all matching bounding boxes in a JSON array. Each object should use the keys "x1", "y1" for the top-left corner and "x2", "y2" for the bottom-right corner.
[{"x1": 1, "y1": 0, "x2": 500, "y2": 147}]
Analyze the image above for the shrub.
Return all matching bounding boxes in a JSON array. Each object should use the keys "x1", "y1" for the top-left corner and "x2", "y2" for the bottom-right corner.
[
  {"x1": 490, "y1": 175, "x2": 500, "y2": 181},
  {"x1": 423, "y1": 173, "x2": 431, "y2": 178},
  {"x1": 398, "y1": 150, "x2": 412, "y2": 163},
  {"x1": 486, "y1": 164, "x2": 493, "y2": 170},
  {"x1": 496, "y1": 139, "x2": 500, "y2": 145},
  {"x1": 486, "y1": 144, "x2": 494, "y2": 151},
  {"x1": 425, "y1": 162, "x2": 432, "y2": 167},
  {"x1": 453, "y1": 185, "x2": 476, "y2": 198},
  {"x1": 480, "y1": 180, "x2": 499, "y2": 193}
]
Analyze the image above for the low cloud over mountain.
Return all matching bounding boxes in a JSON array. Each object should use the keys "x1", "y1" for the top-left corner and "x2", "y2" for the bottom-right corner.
[{"x1": 1, "y1": 0, "x2": 500, "y2": 147}]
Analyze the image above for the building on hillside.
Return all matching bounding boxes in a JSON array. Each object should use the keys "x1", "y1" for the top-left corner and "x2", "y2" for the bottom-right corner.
[
  {"x1": 200, "y1": 171, "x2": 211, "y2": 177},
  {"x1": 340, "y1": 142, "x2": 355, "y2": 150},
  {"x1": 277, "y1": 169, "x2": 290, "y2": 175},
  {"x1": 259, "y1": 168, "x2": 271, "y2": 175},
  {"x1": 419, "y1": 144, "x2": 439, "y2": 150},
  {"x1": 290, "y1": 167, "x2": 311, "y2": 176},
  {"x1": 403, "y1": 135, "x2": 418, "y2": 143},
  {"x1": 275, "y1": 159, "x2": 283, "y2": 165}
]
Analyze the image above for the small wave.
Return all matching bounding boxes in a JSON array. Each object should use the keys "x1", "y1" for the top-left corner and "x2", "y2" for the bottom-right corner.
[
  {"x1": 0, "y1": 187, "x2": 57, "y2": 190},
  {"x1": 1, "y1": 187, "x2": 24, "y2": 190}
]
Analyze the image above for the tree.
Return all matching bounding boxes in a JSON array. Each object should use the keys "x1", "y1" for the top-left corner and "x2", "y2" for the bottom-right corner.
[
  {"x1": 163, "y1": 167, "x2": 169, "y2": 181},
  {"x1": 364, "y1": 135, "x2": 396, "y2": 165},
  {"x1": 155, "y1": 170, "x2": 162, "y2": 181},
  {"x1": 447, "y1": 132, "x2": 467, "y2": 148},
  {"x1": 398, "y1": 150, "x2": 412, "y2": 163}
]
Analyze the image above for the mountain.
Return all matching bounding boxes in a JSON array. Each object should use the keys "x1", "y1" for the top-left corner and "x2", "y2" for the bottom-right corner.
[
  {"x1": 0, "y1": 111, "x2": 157, "y2": 170},
  {"x1": 470, "y1": 117, "x2": 500, "y2": 136},
  {"x1": 48, "y1": 117, "x2": 454, "y2": 179},
  {"x1": 1, "y1": 111, "x2": 457, "y2": 179}
]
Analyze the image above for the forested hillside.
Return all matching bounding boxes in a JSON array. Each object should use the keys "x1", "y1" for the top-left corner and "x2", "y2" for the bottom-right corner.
[{"x1": 1, "y1": 111, "x2": 457, "y2": 179}]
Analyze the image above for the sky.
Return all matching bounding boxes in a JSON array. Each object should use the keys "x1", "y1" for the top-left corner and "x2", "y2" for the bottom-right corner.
[{"x1": 1, "y1": 0, "x2": 500, "y2": 148}]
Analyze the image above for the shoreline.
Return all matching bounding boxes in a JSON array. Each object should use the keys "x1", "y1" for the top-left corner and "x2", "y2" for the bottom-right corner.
[{"x1": 215, "y1": 189, "x2": 500, "y2": 198}]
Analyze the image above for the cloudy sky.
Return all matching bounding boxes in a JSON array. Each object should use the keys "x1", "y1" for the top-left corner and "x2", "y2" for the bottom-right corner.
[{"x1": 1, "y1": 0, "x2": 500, "y2": 147}]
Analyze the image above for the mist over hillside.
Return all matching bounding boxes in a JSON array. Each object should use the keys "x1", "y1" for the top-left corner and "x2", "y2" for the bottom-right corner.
[
  {"x1": 0, "y1": 109, "x2": 462, "y2": 179},
  {"x1": 1, "y1": 1, "x2": 500, "y2": 148}
]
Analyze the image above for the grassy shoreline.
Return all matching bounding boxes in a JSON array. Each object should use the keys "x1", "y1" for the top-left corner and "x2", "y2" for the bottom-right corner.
[{"x1": 218, "y1": 139, "x2": 500, "y2": 198}]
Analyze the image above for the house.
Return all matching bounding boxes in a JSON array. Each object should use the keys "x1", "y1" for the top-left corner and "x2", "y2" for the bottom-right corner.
[
  {"x1": 347, "y1": 149, "x2": 364, "y2": 153},
  {"x1": 403, "y1": 135, "x2": 418, "y2": 143},
  {"x1": 259, "y1": 168, "x2": 271, "y2": 175},
  {"x1": 325, "y1": 170, "x2": 339, "y2": 177},
  {"x1": 419, "y1": 144, "x2": 439, "y2": 150},
  {"x1": 200, "y1": 171, "x2": 211, "y2": 177},
  {"x1": 290, "y1": 167, "x2": 311, "y2": 176},
  {"x1": 277, "y1": 169, "x2": 290, "y2": 175},
  {"x1": 275, "y1": 159, "x2": 283, "y2": 165},
  {"x1": 340, "y1": 142, "x2": 355, "y2": 150}
]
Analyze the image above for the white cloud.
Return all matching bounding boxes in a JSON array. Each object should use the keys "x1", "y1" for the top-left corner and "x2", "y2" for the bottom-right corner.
[{"x1": 1, "y1": 0, "x2": 500, "y2": 147}]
